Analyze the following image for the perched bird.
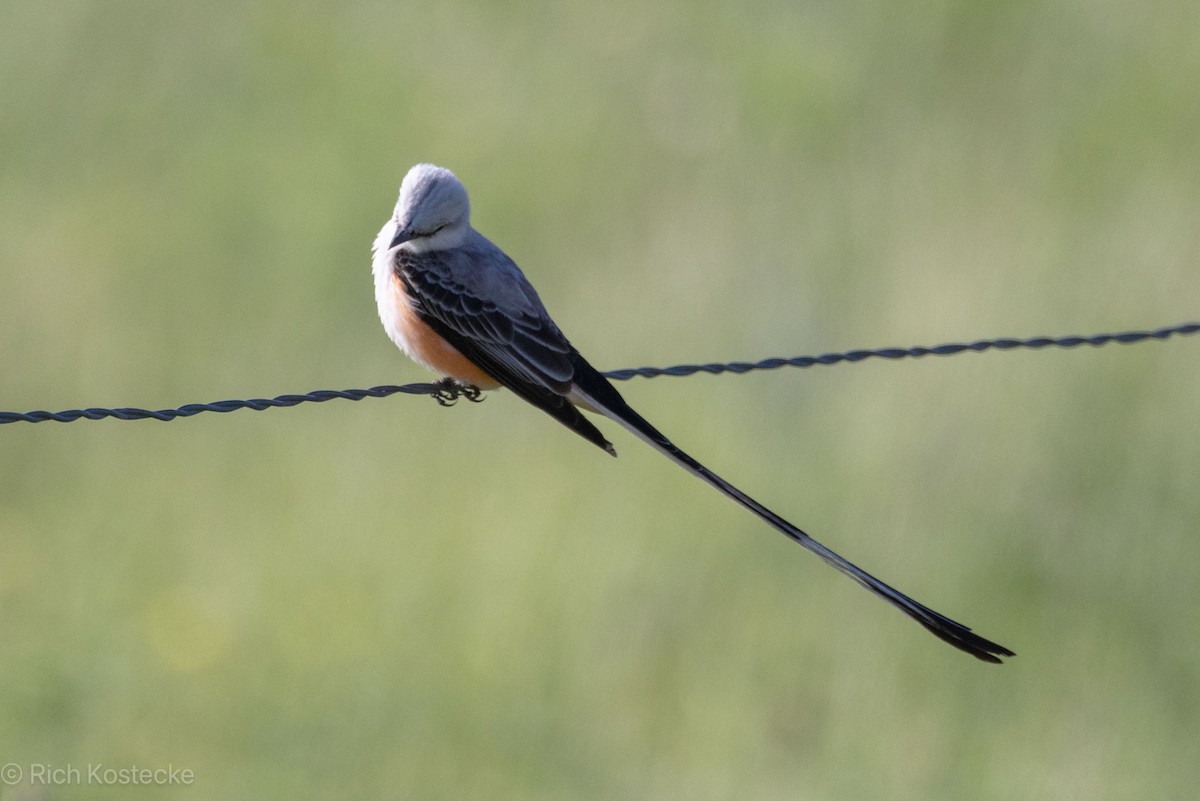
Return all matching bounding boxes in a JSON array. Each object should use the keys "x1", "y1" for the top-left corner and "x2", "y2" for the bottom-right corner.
[{"x1": 372, "y1": 163, "x2": 1012, "y2": 663}]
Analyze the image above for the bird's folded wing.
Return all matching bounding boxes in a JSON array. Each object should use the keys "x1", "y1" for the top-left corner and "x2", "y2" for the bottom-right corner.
[{"x1": 395, "y1": 248, "x2": 616, "y2": 453}]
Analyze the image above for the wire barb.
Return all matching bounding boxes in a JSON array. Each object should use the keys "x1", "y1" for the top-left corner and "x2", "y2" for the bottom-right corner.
[{"x1": 2, "y1": 321, "x2": 1196, "y2": 425}]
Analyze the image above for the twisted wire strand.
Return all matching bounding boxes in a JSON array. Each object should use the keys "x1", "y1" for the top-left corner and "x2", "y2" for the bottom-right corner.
[
  {"x1": 2, "y1": 321, "x2": 1196, "y2": 425},
  {"x1": 602, "y1": 321, "x2": 1200, "y2": 380}
]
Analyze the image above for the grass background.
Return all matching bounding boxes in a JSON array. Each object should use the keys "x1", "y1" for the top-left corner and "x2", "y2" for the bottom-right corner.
[{"x1": 1, "y1": 1, "x2": 1198, "y2": 799}]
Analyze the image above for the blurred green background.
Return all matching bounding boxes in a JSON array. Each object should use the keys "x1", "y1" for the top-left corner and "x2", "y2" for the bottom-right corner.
[{"x1": 1, "y1": 1, "x2": 1198, "y2": 799}]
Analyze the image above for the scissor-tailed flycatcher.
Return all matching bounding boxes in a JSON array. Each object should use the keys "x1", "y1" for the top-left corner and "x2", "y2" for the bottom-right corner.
[{"x1": 372, "y1": 163, "x2": 1013, "y2": 663}]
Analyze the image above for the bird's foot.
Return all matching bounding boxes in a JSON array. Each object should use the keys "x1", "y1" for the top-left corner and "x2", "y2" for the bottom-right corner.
[{"x1": 431, "y1": 378, "x2": 486, "y2": 407}]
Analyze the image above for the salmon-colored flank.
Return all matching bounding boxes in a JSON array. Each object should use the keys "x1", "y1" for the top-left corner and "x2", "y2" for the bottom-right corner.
[{"x1": 391, "y1": 275, "x2": 500, "y2": 389}]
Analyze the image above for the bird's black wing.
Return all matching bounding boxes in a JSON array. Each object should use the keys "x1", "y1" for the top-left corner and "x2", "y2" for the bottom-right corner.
[{"x1": 396, "y1": 247, "x2": 617, "y2": 455}]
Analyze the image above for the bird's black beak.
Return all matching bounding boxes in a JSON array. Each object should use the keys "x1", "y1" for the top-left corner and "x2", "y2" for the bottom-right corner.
[{"x1": 389, "y1": 225, "x2": 415, "y2": 250}]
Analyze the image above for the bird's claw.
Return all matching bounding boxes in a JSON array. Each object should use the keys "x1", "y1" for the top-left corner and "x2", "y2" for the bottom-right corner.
[{"x1": 431, "y1": 378, "x2": 485, "y2": 407}]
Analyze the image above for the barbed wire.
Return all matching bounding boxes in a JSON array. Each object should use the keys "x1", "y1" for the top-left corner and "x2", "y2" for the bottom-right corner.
[
  {"x1": 602, "y1": 321, "x2": 1200, "y2": 379},
  {"x1": 1, "y1": 321, "x2": 1196, "y2": 426}
]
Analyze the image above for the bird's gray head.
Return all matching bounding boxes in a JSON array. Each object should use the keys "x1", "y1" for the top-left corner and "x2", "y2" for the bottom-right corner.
[{"x1": 388, "y1": 164, "x2": 471, "y2": 252}]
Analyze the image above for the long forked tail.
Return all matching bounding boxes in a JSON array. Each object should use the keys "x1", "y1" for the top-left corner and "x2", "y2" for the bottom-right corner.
[{"x1": 571, "y1": 385, "x2": 1014, "y2": 664}]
